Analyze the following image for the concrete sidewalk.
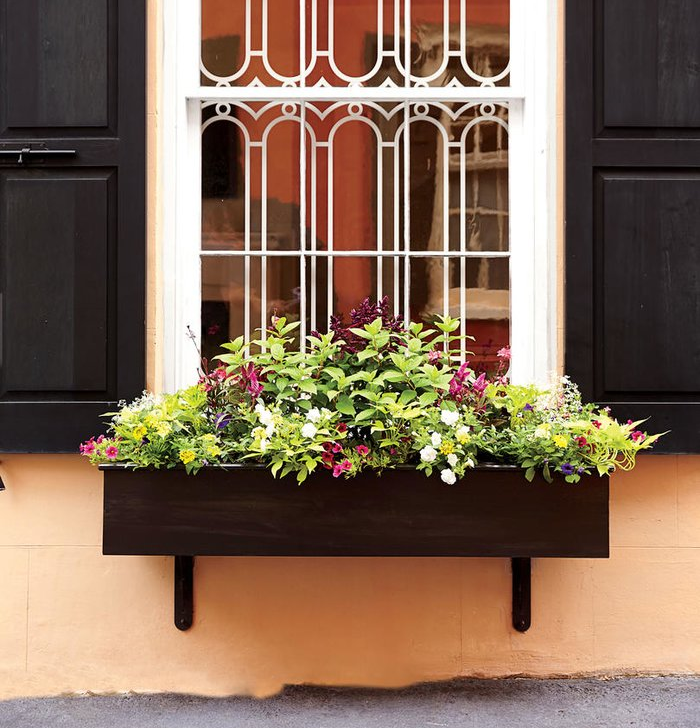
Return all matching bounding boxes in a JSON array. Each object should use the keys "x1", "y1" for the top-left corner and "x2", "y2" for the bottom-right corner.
[{"x1": 1, "y1": 678, "x2": 699, "y2": 728}]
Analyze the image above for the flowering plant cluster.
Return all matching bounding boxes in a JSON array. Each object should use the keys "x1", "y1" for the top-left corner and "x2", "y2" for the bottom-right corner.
[{"x1": 82, "y1": 298, "x2": 663, "y2": 482}]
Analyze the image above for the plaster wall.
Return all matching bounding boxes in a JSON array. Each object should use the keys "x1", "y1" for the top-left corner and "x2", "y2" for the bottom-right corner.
[{"x1": 1, "y1": 0, "x2": 698, "y2": 700}]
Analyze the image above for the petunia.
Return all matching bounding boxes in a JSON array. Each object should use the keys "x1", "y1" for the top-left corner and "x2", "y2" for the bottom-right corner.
[
  {"x1": 306, "y1": 408, "x2": 321, "y2": 423},
  {"x1": 430, "y1": 432, "x2": 442, "y2": 447},
  {"x1": 420, "y1": 446, "x2": 437, "y2": 463},
  {"x1": 560, "y1": 463, "x2": 575, "y2": 476},
  {"x1": 301, "y1": 423, "x2": 317, "y2": 439},
  {"x1": 440, "y1": 409, "x2": 459, "y2": 427},
  {"x1": 356, "y1": 445, "x2": 370, "y2": 456},
  {"x1": 440, "y1": 469, "x2": 457, "y2": 485},
  {"x1": 447, "y1": 453, "x2": 458, "y2": 467},
  {"x1": 105, "y1": 445, "x2": 119, "y2": 460}
]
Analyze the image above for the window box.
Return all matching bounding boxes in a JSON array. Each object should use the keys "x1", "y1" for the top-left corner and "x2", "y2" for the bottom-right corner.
[{"x1": 101, "y1": 464, "x2": 608, "y2": 632}]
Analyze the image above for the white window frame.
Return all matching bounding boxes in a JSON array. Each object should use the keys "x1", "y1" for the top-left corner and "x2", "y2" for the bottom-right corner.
[{"x1": 161, "y1": 1, "x2": 559, "y2": 391}]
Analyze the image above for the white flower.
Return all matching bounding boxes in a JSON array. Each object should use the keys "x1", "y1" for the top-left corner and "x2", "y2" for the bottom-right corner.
[
  {"x1": 534, "y1": 425, "x2": 550, "y2": 439},
  {"x1": 259, "y1": 439, "x2": 269, "y2": 452},
  {"x1": 430, "y1": 432, "x2": 442, "y2": 447},
  {"x1": 301, "y1": 423, "x2": 317, "y2": 439},
  {"x1": 265, "y1": 424, "x2": 275, "y2": 438},
  {"x1": 306, "y1": 408, "x2": 321, "y2": 423},
  {"x1": 255, "y1": 403, "x2": 274, "y2": 426},
  {"x1": 465, "y1": 458, "x2": 475, "y2": 468},
  {"x1": 440, "y1": 468, "x2": 457, "y2": 485},
  {"x1": 440, "y1": 409, "x2": 460, "y2": 427},
  {"x1": 447, "y1": 453, "x2": 458, "y2": 467},
  {"x1": 420, "y1": 446, "x2": 437, "y2": 463}
]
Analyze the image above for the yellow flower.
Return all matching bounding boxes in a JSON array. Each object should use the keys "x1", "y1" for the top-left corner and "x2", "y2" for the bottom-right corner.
[
  {"x1": 207, "y1": 445, "x2": 221, "y2": 458},
  {"x1": 144, "y1": 414, "x2": 159, "y2": 428},
  {"x1": 156, "y1": 422, "x2": 171, "y2": 437},
  {"x1": 456, "y1": 426, "x2": 471, "y2": 444},
  {"x1": 252, "y1": 427, "x2": 267, "y2": 440},
  {"x1": 440, "y1": 441, "x2": 454, "y2": 455},
  {"x1": 179, "y1": 449, "x2": 195, "y2": 464},
  {"x1": 201, "y1": 433, "x2": 217, "y2": 443},
  {"x1": 553, "y1": 434, "x2": 569, "y2": 448},
  {"x1": 132, "y1": 425, "x2": 147, "y2": 440}
]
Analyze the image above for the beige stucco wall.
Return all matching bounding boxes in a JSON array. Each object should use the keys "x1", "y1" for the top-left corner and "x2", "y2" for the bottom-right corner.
[{"x1": 1, "y1": 0, "x2": 699, "y2": 701}]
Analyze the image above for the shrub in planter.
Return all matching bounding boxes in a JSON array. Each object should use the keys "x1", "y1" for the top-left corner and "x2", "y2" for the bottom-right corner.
[{"x1": 81, "y1": 298, "x2": 663, "y2": 483}]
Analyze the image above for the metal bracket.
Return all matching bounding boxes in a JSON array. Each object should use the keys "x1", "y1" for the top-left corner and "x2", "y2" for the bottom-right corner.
[
  {"x1": 511, "y1": 557, "x2": 531, "y2": 632},
  {"x1": 172, "y1": 556, "x2": 528, "y2": 633},
  {"x1": 174, "y1": 556, "x2": 194, "y2": 631}
]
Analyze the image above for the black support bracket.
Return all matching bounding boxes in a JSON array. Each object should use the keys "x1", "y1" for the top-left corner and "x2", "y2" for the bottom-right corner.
[
  {"x1": 172, "y1": 556, "x2": 530, "y2": 633},
  {"x1": 174, "y1": 556, "x2": 194, "y2": 631},
  {"x1": 511, "y1": 557, "x2": 531, "y2": 632}
]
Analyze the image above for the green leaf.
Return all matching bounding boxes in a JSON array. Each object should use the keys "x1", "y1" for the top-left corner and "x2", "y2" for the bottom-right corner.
[
  {"x1": 336, "y1": 395, "x2": 356, "y2": 416},
  {"x1": 398, "y1": 390, "x2": 417, "y2": 406},
  {"x1": 418, "y1": 391, "x2": 438, "y2": 406},
  {"x1": 299, "y1": 379, "x2": 317, "y2": 394},
  {"x1": 356, "y1": 348, "x2": 379, "y2": 362},
  {"x1": 524, "y1": 467, "x2": 535, "y2": 482},
  {"x1": 355, "y1": 408, "x2": 375, "y2": 422}
]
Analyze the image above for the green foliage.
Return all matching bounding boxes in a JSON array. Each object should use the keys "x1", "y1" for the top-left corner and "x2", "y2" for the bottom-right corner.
[{"x1": 82, "y1": 303, "x2": 664, "y2": 484}]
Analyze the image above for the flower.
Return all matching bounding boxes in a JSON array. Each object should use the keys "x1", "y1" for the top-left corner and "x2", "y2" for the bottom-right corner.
[
  {"x1": 631, "y1": 430, "x2": 646, "y2": 443},
  {"x1": 420, "y1": 446, "x2": 437, "y2": 463},
  {"x1": 356, "y1": 445, "x2": 370, "y2": 456},
  {"x1": 207, "y1": 445, "x2": 221, "y2": 457},
  {"x1": 336, "y1": 423, "x2": 347, "y2": 434},
  {"x1": 560, "y1": 463, "x2": 575, "y2": 476},
  {"x1": 105, "y1": 445, "x2": 119, "y2": 460},
  {"x1": 332, "y1": 460, "x2": 353, "y2": 478},
  {"x1": 534, "y1": 423, "x2": 551, "y2": 439},
  {"x1": 455, "y1": 426, "x2": 471, "y2": 444},
  {"x1": 156, "y1": 422, "x2": 171, "y2": 437},
  {"x1": 497, "y1": 346, "x2": 511, "y2": 360},
  {"x1": 132, "y1": 425, "x2": 147, "y2": 440},
  {"x1": 258, "y1": 409, "x2": 274, "y2": 427},
  {"x1": 440, "y1": 441, "x2": 454, "y2": 455},
  {"x1": 575, "y1": 436, "x2": 588, "y2": 447},
  {"x1": 179, "y1": 449, "x2": 195, "y2": 464},
  {"x1": 332, "y1": 442, "x2": 343, "y2": 454},
  {"x1": 440, "y1": 468, "x2": 457, "y2": 485},
  {"x1": 465, "y1": 458, "x2": 475, "y2": 468},
  {"x1": 553, "y1": 434, "x2": 569, "y2": 448},
  {"x1": 301, "y1": 423, "x2": 317, "y2": 439},
  {"x1": 306, "y1": 408, "x2": 321, "y2": 423},
  {"x1": 440, "y1": 409, "x2": 460, "y2": 427},
  {"x1": 430, "y1": 432, "x2": 442, "y2": 447},
  {"x1": 259, "y1": 439, "x2": 268, "y2": 452},
  {"x1": 447, "y1": 453, "x2": 458, "y2": 467},
  {"x1": 79, "y1": 439, "x2": 95, "y2": 455},
  {"x1": 214, "y1": 413, "x2": 231, "y2": 430},
  {"x1": 523, "y1": 403, "x2": 533, "y2": 412}
]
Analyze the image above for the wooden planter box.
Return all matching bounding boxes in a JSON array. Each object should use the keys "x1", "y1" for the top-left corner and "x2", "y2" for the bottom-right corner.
[{"x1": 101, "y1": 464, "x2": 609, "y2": 631}]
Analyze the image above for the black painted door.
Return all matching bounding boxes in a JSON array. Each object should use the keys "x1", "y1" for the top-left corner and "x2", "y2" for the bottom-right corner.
[
  {"x1": 566, "y1": 0, "x2": 700, "y2": 453},
  {"x1": 0, "y1": 0, "x2": 145, "y2": 451}
]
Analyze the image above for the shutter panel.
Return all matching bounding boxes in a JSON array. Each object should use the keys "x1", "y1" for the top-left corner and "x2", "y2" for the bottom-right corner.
[
  {"x1": 0, "y1": 0, "x2": 145, "y2": 452},
  {"x1": 566, "y1": 0, "x2": 700, "y2": 453}
]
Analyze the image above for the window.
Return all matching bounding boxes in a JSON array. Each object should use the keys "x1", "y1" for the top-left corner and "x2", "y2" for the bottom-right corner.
[{"x1": 163, "y1": 1, "x2": 557, "y2": 389}]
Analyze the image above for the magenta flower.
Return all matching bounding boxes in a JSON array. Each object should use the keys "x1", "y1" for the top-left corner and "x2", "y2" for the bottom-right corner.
[
  {"x1": 336, "y1": 423, "x2": 347, "y2": 434},
  {"x1": 355, "y1": 445, "x2": 369, "y2": 457},
  {"x1": 428, "y1": 349, "x2": 442, "y2": 364},
  {"x1": 79, "y1": 439, "x2": 95, "y2": 455},
  {"x1": 631, "y1": 430, "x2": 646, "y2": 443},
  {"x1": 105, "y1": 445, "x2": 119, "y2": 460},
  {"x1": 332, "y1": 464, "x2": 344, "y2": 478},
  {"x1": 497, "y1": 346, "x2": 511, "y2": 361},
  {"x1": 331, "y1": 443, "x2": 343, "y2": 454}
]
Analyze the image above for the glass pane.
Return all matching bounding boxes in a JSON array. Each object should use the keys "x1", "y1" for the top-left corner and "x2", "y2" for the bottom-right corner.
[
  {"x1": 200, "y1": 0, "x2": 510, "y2": 88},
  {"x1": 202, "y1": 103, "x2": 302, "y2": 253}
]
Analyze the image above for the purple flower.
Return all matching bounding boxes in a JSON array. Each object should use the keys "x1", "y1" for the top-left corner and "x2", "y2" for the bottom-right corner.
[
  {"x1": 214, "y1": 413, "x2": 231, "y2": 430},
  {"x1": 561, "y1": 463, "x2": 575, "y2": 476},
  {"x1": 523, "y1": 403, "x2": 533, "y2": 412}
]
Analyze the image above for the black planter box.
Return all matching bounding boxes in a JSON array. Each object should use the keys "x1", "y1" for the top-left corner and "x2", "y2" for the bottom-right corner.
[{"x1": 102, "y1": 464, "x2": 609, "y2": 558}]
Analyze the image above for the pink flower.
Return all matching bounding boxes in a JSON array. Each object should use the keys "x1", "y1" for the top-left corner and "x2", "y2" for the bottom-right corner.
[
  {"x1": 96, "y1": 435, "x2": 105, "y2": 444},
  {"x1": 332, "y1": 443, "x2": 343, "y2": 454},
  {"x1": 355, "y1": 445, "x2": 369, "y2": 457},
  {"x1": 631, "y1": 430, "x2": 646, "y2": 443},
  {"x1": 332, "y1": 464, "x2": 344, "y2": 478},
  {"x1": 336, "y1": 423, "x2": 347, "y2": 434},
  {"x1": 428, "y1": 349, "x2": 442, "y2": 364},
  {"x1": 389, "y1": 447, "x2": 397, "y2": 456},
  {"x1": 592, "y1": 420, "x2": 602, "y2": 429},
  {"x1": 105, "y1": 445, "x2": 119, "y2": 460},
  {"x1": 497, "y1": 346, "x2": 511, "y2": 361},
  {"x1": 79, "y1": 439, "x2": 95, "y2": 455}
]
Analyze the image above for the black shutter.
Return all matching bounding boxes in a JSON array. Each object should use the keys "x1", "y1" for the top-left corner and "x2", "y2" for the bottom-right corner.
[
  {"x1": 0, "y1": 0, "x2": 145, "y2": 451},
  {"x1": 566, "y1": 0, "x2": 700, "y2": 453}
]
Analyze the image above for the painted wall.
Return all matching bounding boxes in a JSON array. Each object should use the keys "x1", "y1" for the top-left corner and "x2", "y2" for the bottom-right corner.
[
  {"x1": 1, "y1": 1, "x2": 699, "y2": 701},
  {"x1": 0, "y1": 454, "x2": 699, "y2": 699}
]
